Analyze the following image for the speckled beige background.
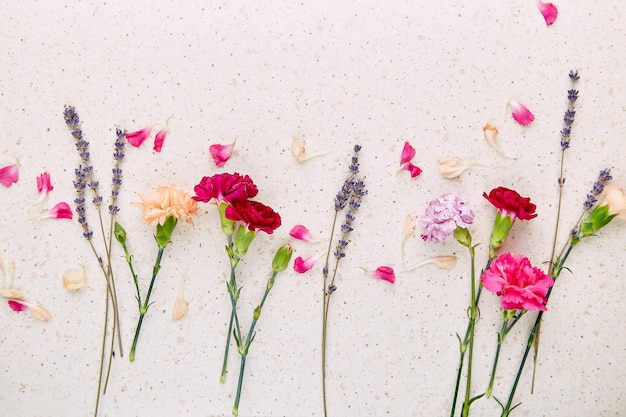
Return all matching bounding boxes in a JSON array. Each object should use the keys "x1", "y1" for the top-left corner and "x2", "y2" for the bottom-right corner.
[{"x1": 1, "y1": 1, "x2": 625, "y2": 416}]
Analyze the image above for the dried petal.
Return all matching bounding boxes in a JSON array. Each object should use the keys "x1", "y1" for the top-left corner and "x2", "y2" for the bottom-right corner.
[
  {"x1": 63, "y1": 267, "x2": 87, "y2": 291},
  {"x1": 437, "y1": 158, "x2": 472, "y2": 179}
]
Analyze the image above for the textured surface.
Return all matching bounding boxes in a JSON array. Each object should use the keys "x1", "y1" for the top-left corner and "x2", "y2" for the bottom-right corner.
[{"x1": 1, "y1": 1, "x2": 625, "y2": 416}]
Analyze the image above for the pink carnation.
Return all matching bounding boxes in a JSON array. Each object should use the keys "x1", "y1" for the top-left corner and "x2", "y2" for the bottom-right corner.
[
  {"x1": 481, "y1": 253, "x2": 553, "y2": 311},
  {"x1": 420, "y1": 193, "x2": 474, "y2": 243}
]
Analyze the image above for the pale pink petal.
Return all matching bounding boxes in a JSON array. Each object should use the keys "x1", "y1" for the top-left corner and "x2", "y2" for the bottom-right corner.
[
  {"x1": 400, "y1": 141, "x2": 416, "y2": 164},
  {"x1": 289, "y1": 224, "x2": 314, "y2": 242},
  {"x1": 8, "y1": 299, "x2": 28, "y2": 312},
  {"x1": 509, "y1": 101, "x2": 535, "y2": 126},
  {"x1": 32, "y1": 202, "x2": 73, "y2": 221},
  {"x1": 209, "y1": 142, "x2": 234, "y2": 167},
  {"x1": 293, "y1": 255, "x2": 321, "y2": 273},
  {"x1": 537, "y1": 0, "x2": 558, "y2": 26},
  {"x1": 0, "y1": 164, "x2": 19, "y2": 187},
  {"x1": 369, "y1": 266, "x2": 396, "y2": 284},
  {"x1": 126, "y1": 127, "x2": 152, "y2": 147},
  {"x1": 153, "y1": 128, "x2": 168, "y2": 152}
]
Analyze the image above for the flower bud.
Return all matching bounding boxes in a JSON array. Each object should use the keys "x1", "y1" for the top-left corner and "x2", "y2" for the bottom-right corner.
[
  {"x1": 232, "y1": 225, "x2": 256, "y2": 259},
  {"x1": 453, "y1": 226, "x2": 472, "y2": 248},
  {"x1": 272, "y1": 244, "x2": 293, "y2": 273},
  {"x1": 488, "y1": 211, "x2": 515, "y2": 258},
  {"x1": 572, "y1": 204, "x2": 617, "y2": 246},
  {"x1": 114, "y1": 221, "x2": 127, "y2": 244}
]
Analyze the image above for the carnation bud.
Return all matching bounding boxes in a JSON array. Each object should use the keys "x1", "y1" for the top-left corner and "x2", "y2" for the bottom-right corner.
[
  {"x1": 155, "y1": 215, "x2": 178, "y2": 248},
  {"x1": 232, "y1": 225, "x2": 256, "y2": 259},
  {"x1": 114, "y1": 221, "x2": 127, "y2": 245},
  {"x1": 272, "y1": 244, "x2": 293, "y2": 273},
  {"x1": 453, "y1": 226, "x2": 472, "y2": 248},
  {"x1": 572, "y1": 204, "x2": 617, "y2": 246},
  {"x1": 488, "y1": 211, "x2": 515, "y2": 258}
]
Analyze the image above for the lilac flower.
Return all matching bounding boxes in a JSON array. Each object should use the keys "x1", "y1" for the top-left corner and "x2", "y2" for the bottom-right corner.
[{"x1": 419, "y1": 193, "x2": 474, "y2": 243}]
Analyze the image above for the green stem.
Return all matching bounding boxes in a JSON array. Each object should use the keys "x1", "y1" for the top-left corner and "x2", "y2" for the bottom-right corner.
[
  {"x1": 486, "y1": 319, "x2": 508, "y2": 398},
  {"x1": 232, "y1": 355, "x2": 246, "y2": 417},
  {"x1": 220, "y1": 299, "x2": 235, "y2": 384},
  {"x1": 129, "y1": 246, "x2": 165, "y2": 362},
  {"x1": 461, "y1": 245, "x2": 478, "y2": 417}
]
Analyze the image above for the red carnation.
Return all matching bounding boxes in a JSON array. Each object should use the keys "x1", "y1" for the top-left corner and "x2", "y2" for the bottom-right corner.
[
  {"x1": 193, "y1": 173, "x2": 258, "y2": 204},
  {"x1": 225, "y1": 200, "x2": 281, "y2": 234},
  {"x1": 483, "y1": 187, "x2": 537, "y2": 220}
]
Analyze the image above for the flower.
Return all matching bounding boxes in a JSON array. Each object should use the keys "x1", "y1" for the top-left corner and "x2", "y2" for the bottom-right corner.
[
  {"x1": 537, "y1": 0, "x2": 558, "y2": 26},
  {"x1": 63, "y1": 267, "x2": 87, "y2": 291},
  {"x1": 600, "y1": 184, "x2": 626, "y2": 221},
  {"x1": 293, "y1": 254, "x2": 322, "y2": 273},
  {"x1": 126, "y1": 127, "x2": 152, "y2": 147},
  {"x1": 508, "y1": 101, "x2": 535, "y2": 126},
  {"x1": 289, "y1": 224, "x2": 315, "y2": 242},
  {"x1": 225, "y1": 200, "x2": 281, "y2": 234},
  {"x1": 483, "y1": 187, "x2": 537, "y2": 221},
  {"x1": 399, "y1": 141, "x2": 422, "y2": 178},
  {"x1": 36, "y1": 172, "x2": 54, "y2": 203},
  {"x1": 481, "y1": 253, "x2": 553, "y2": 311},
  {"x1": 368, "y1": 266, "x2": 396, "y2": 284},
  {"x1": 0, "y1": 163, "x2": 19, "y2": 187},
  {"x1": 133, "y1": 185, "x2": 198, "y2": 226},
  {"x1": 437, "y1": 158, "x2": 475, "y2": 179},
  {"x1": 153, "y1": 128, "x2": 168, "y2": 152},
  {"x1": 193, "y1": 173, "x2": 258, "y2": 204},
  {"x1": 209, "y1": 141, "x2": 236, "y2": 167},
  {"x1": 420, "y1": 193, "x2": 474, "y2": 243}
]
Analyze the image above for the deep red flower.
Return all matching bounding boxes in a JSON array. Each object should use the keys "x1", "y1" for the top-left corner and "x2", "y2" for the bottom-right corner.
[
  {"x1": 483, "y1": 187, "x2": 537, "y2": 220},
  {"x1": 193, "y1": 173, "x2": 258, "y2": 204},
  {"x1": 225, "y1": 200, "x2": 281, "y2": 234}
]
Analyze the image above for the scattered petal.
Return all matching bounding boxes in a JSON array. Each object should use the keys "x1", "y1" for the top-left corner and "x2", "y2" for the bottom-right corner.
[
  {"x1": 293, "y1": 255, "x2": 321, "y2": 273},
  {"x1": 8, "y1": 299, "x2": 28, "y2": 312},
  {"x1": 63, "y1": 267, "x2": 87, "y2": 291},
  {"x1": 438, "y1": 158, "x2": 473, "y2": 179},
  {"x1": 368, "y1": 266, "x2": 396, "y2": 284},
  {"x1": 209, "y1": 141, "x2": 235, "y2": 167},
  {"x1": 291, "y1": 137, "x2": 328, "y2": 162},
  {"x1": 405, "y1": 255, "x2": 458, "y2": 271},
  {"x1": 399, "y1": 141, "x2": 422, "y2": 178},
  {"x1": 172, "y1": 276, "x2": 189, "y2": 321},
  {"x1": 289, "y1": 224, "x2": 314, "y2": 242},
  {"x1": 508, "y1": 101, "x2": 535, "y2": 126},
  {"x1": 401, "y1": 215, "x2": 416, "y2": 243},
  {"x1": 30, "y1": 202, "x2": 73, "y2": 221},
  {"x1": 126, "y1": 127, "x2": 152, "y2": 147},
  {"x1": 537, "y1": 0, "x2": 558, "y2": 26},
  {"x1": 7, "y1": 299, "x2": 52, "y2": 321},
  {"x1": 153, "y1": 128, "x2": 168, "y2": 152},
  {"x1": 482, "y1": 124, "x2": 516, "y2": 159},
  {"x1": 0, "y1": 164, "x2": 19, "y2": 187},
  {"x1": 0, "y1": 288, "x2": 24, "y2": 298},
  {"x1": 36, "y1": 172, "x2": 54, "y2": 203}
]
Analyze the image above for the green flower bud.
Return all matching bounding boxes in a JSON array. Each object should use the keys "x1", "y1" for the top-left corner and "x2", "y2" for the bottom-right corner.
[
  {"x1": 272, "y1": 244, "x2": 293, "y2": 273},
  {"x1": 453, "y1": 226, "x2": 472, "y2": 248},
  {"x1": 488, "y1": 211, "x2": 515, "y2": 258},
  {"x1": 114, "y1": 221, "x2": 127, "y2": 245},
  {"x1": 572, "y1": 204, "x2": 617, "y2": 246},
  {"x1": 155, "y1": 215, "x2": 178, "y2": 248}
]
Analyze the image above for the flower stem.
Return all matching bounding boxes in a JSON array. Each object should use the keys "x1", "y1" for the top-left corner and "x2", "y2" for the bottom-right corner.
[
  {"x1": 460, "y1": 245, "x2": 480, "y2": 417},
  {"x1": 232, "y1": 354, "x2": 246, "y2": 417},
  {"x1": 221, "y1": 263, "x2": 242, "y2": 382},
  {"x1": 129, "y1": 246, "x2": 165, "y2": 362}
]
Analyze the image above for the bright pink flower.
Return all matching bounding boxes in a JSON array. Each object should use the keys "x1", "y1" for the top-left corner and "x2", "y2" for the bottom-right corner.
[
  {"x1": 293, "y1": 255, "x2": 321, "y2": 273},
  {"x1": 399, "y1": 141, "x2": 422, "y2": 178},
  {"x1": 153, "y1": 128, "x2": 167, "y2": 152},
  {"x1": 481, "y1": 253, "x2": 553, "y2": 311},
  {"x1": 369, "y1": 266, "x2": 396, "y2": 284},
  {"x1": 0, "y1": 164, "x2": 19, "y2": 187},
  {"x1": 420, "y1": 193, "x2": 474, "y2": 243},
  {"x1": 509, "y1": 101, "x2": 535, "y2": 126},
  {"x1": 33, "y1": 202, "x2": 73, "y2": 220},
  {"x1": 289, "y1": 224, "x2": 314, "y2": 242},
  {"x1": 193, "y1": 173, "x2": 258, "y2": 204},
  {"x1": 209, "y1": 142, "x2": 235, "y2": 167},
  {"x1": 225, "y1": 200, "x2": 281, "y2": 234},
  {"x1": 36, "y1": 172, "x2": 54, "y2": 202},
  {"x1": 126, "y1": 127, "x2": 152, "y2": 147},
  {"x1": 537, "y1": 0, "x2": 558, "y2": 26}
]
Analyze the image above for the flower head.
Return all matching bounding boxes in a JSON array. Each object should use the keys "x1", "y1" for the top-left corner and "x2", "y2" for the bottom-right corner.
[
  {"x1": 537, "y1": 0, "x2": 558, "y2": 26},
  {"x1": 399, "y1": 141, "x2": 422, "y2": 178},
  {"x1": 420, "y1": 193, "x2": 474, "y2": 243},
  {"x1": 225, "y1": 200, "x2": 281, "y2": 234},
  {"x1": 601, "y1": 184, "x2": 626, "y2": 221},
  {"x1": 0, "y1": 163, "x2": 19, "y2": 187},
  {"x1": 133, "y1": 185, "x2": 198, "y2": 226},
  {"x1": 508, "y1": 101, "x2": 535, "y2": 126},
  {"x1": 193, "y1": 173, "x2": 258, "y2": 204},
  {"x1": 368, "y1": 266, "x2": 396, "y2": 284},
  {"x1": 209, "y1": 141, "x2": 235, "y2": 167},
  {"x1": 481, "y1": 253, "x2": 553, "y2": 311},
  {"x1": 126, "y1": 127, "x2": 152, "y2": 147},
  {"x1": 483, "y1": 187, "x2": 537, "y2": 220}
]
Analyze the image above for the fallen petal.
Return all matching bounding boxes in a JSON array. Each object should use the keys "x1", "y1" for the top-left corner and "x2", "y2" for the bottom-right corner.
[
  {"x1": 509, "y1": 101, "x2": 535, "y2": 126},
  {"x1": 8, "y1": 299, "x2": 28, "y2": 312},
  {"x1": 126, "y1": 127, "x2": 152, "y2": 147},
  {"x1": 289, "y1": 224, "x2": 314, "y2": 242},
  {"x1": 400, "y1": 141, "x2": 416, "y2": 165},
  {"x1": 369, "y1": 266, "x2": 396, "y2": 284},
  {"x1": 293, "y1": 255, "x2": 321, "y2": 273},
  {"x1": 209, "y1": 142, "x2": 235, "y2": 167},
  {"x1": 537, "y1": 0, "x2": 558, "y2": 26},
  {"x1": 172, "y1": 276, "x2": 189, "y2": 321},
  {"x1": 153, "y1": 128, "x2": 168, "y2": 152},
  {"x1": 63, "y1": 267, "x2": 87, "y2": 291},
  {"x1": 0, "y1": 164, "x2": 19, "y2": 187},
  {"x1": 401, "y1": 214, "x2": 416, "y2": 243},
  {"x1": 437, "y1": 158, "x2": 471, "y2": 179}
]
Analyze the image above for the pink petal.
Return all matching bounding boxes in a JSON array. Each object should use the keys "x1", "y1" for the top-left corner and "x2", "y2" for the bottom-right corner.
[
  {"x1": 401, "y1": 162, "x2": 423, "y2": 178},
  {"x1": 49, "y1": 202, "x2": 73, "y2": 219},
  {"x1": 370, "y1": 266, "x2": 396, "y2": 284},
  {"x1": 153, "y1": 128, "x2": 167, "y2": 152},
  {"x1": 36, "y1": 172, "x2": 54, "y2": 194},
  {"x1": 126, "y1": 127, "x2": 152, "y2": 147},
  {"x1": 8, "y1": 300, "x2": 28, "y2": 312},
  {"x1": 537, "y1": 0, "x2": 558, "y2": 26},
  {"x1": 400, "y1": 141, "x2": 416, "y2": 164},
  {"x1": 293, "y1": 255, "x2": 321, "y2": 273},
  {"x1": 509, "y1": 101, "x2": 535, "y2": 126},
  {"x1": 0, "y1": 164, "x2": 19, "y2": 187},
  {"x1": 209, "y1": 143, "x2": 234, "y2": 167},
  {"x1": 289, "y1": 225, "x2": 314, "y2": 242}
]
